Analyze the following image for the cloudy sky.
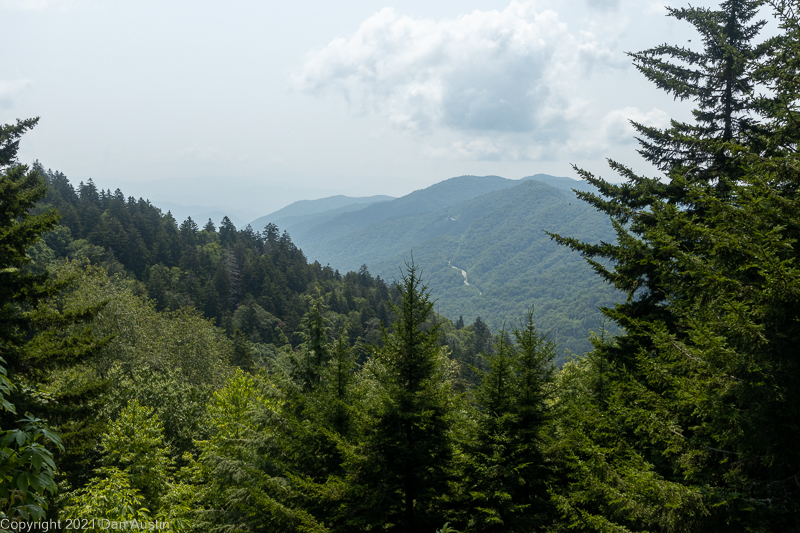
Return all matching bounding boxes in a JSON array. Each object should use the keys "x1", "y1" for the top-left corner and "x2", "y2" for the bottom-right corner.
[{"x1": 0, "y1": 0, "x2": 775, "y2": 222}]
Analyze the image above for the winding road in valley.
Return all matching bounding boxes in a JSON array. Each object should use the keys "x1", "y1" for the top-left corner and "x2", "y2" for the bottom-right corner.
[{"x1": 448, "y1": 261, "x2": 482, "y2": 296}]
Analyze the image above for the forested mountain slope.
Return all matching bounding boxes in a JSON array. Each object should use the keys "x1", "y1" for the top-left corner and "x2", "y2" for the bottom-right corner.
[
  {"x1": 30, "y1": 165, "x2": 495, "y2": 365},
  {"x1": 285, "y1": 176, "x2": 618, "y2": 357},
  {"x1": 32, "y1": 167, "x2": 393, "y2": 343}
]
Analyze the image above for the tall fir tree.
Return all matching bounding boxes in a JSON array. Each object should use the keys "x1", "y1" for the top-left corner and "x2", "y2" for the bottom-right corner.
[
  {"x1": 550, "y1": 1, "x2": 800, "y2": 530},
  {"x1": 363, "y1": 262, "x2": 454, "y2": 532},
  {"x1": 629, "y1": 0, "x2": 772, "y2": 187},
  {"x1": 465, "y1": 308, "x2": 555, "y2": 532},
  {"x1": 296, "y1": 294, "x2": 331, "y2": 390},
  {"x1": 0, "y1": 118, "x2": 104, "y2": 520}
]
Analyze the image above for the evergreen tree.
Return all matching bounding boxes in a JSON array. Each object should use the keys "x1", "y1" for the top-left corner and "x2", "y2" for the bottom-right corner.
[
  {"x1": 508, "y1": 307, "x2": 555, "y2": 523},
  {"x1": 296, "y1": 294, "x2": 331, "y2": 390},
  {"x1": 472, "y1": 316, "x2": 492, "y2": 356},
  {"x1": 231, "y1": 330, "x2": 255, "y2": 373},
  {"x1": 218, "y1": 216, "x2": 237, "y2": 246},
  {"x1": 465, "y1": 328, "x2": 518, "y2": 531},
  {"x1": 324, "y1": 329, "x2": 356, "y2": 434},
  {"x1": 629, "y1": 0, "x2": 772, "y2": 187},
  {"x1": 550, "y1": 1, "x2": 800, "y2": 530},
  {"x1": 0, "y1": 119, "x2": 102, "y2": 520},
  {"x1": 362, "y1": 262, "x2": 454, "y2": 532},
  {"x1": 179, "y1": 217, "x2": 198, "y2": 246},
  {"x1": 0, "y1": 118, "x2": 60, "y2": 376},
  {"x1": 465, "y1": 308, "x2": 555, "y2": 532},
  {"x1": 757, "y1": 0, "x2": 800, "y2": 154}
]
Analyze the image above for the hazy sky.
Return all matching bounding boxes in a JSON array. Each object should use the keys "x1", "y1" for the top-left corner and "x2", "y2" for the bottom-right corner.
[{"x1": 0, "y1": 0, "x2": 777, "y2": 221}]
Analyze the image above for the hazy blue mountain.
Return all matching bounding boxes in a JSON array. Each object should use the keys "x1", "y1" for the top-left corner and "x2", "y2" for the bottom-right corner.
[
  {"x1": 285, "y1": 175, "x2": 617, "y2": 359},
  {"x1": 289, "y1": 175, "x2": 530, "y2": 247},
  {"x1": 249, "y1": 194, "x2": 394, "y2": 231}
]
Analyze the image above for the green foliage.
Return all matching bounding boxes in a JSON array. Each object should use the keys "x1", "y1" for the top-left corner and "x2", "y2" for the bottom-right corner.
[
  {"x1": 548, "y1": 1, "x2": 800, "y2": 530},
  {"x1": 189, "y1": 370, "x2": 327, "y2": 533},
  {"x1": 49, "y1": 261, "x2": 232, "y2": 388},
  {"x1": 34, "y1": 261, "x2": 232, "y2": 497},
  {"x1": 100, "y1": 364, "x2": 210, "y2": 457},
  {"x1": 321, "y1": 329, "x2": 357, "y2": 434},
  {"x1": 547, "y1": 357, "x2": 708, "y2": 532},
  {"x1": 0, "y1": 398, "x2": 62, "y2": 522},
  {"x1": 99, "y1": 400, "x2": 171, "y2": 507},
  {"x1": 359, "y1": 262, "x2": 456, "y2": 532},
  {"x1": 460, "y1": 308, "x2": 556, "y2": 532},
  {"x1": 61, "y1": 467, "x2": 150, "y2": 529},
  {"x1": 295, "y1": 294, "x2": 331, "y2": 390},
  {"x1": 62, "y1": 400, "x2": 190, "y2": 531},
  {"x1": 0, "y1": 119, "x2": 104, "y2": 522}
]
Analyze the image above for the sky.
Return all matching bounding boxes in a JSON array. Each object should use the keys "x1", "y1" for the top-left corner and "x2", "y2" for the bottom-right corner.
[{"x1": 0, "y1": 0, "x2": 779, "y2": 223}]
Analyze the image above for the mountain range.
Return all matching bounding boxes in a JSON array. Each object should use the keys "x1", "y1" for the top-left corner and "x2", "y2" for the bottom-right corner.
[{"x1": 250, "y1": 174, "x2": 620, "y2": 359}]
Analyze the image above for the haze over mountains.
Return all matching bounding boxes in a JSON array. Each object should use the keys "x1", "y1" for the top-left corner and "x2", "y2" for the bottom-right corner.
[
  {"x1": 249, "y1": 194, "x2": 395, "y2": 233},
  {"x1": 252, "y1": 174, "x2": 619, "y2": 357}
]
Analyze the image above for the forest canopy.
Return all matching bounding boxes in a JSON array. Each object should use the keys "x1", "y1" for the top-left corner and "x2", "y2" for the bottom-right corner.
[{"x1": 2, "y1": 0, "x2": 800, "y2": 531}]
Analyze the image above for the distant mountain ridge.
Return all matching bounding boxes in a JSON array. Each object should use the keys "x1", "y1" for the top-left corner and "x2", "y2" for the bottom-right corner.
[
  {"x1": 249, "y1": 194, "x2": 394, "y2": 231},
  {"x1": 522, "y1": 173, "x2": 597, "y2": 193},
  {"x1": 295, "y1": 175, "x2": 525, "y2": 245}
]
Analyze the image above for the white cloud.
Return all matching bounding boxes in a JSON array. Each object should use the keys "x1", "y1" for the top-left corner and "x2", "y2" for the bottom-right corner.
[
  {"x1": 0, "y1": 79, "x2": 31, "y2": 109},
  {"x1": 292, "y1": 1, "x2": 617, "y2": 136},
  {"x1": 421, "y1": 105, "x2": 670, "y2": 163}
]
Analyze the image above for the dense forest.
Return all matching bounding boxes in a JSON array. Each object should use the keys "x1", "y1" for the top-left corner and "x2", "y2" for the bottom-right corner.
[{"x1": 2, "y1": 0, "x2": 800, "y2": 531}]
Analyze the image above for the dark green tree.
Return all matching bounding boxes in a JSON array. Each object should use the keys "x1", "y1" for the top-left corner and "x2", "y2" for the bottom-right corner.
[
  {"x1": 629, "y1": 0, "x2": 772, "y2": 187},
  {"x1": 231, "y1": 330, "x2": 255, "y2": 373},
  {"x1": 464, "y1": 328, "x2": 517, "y2": 531},
  {"x1": 361, "y1": 262, "x2": 455, "y2": 532},
  {"x1": 322, "y1": 328, "x2": 356, "y2": 434},
  {"x1": 0, "y1": 118, "x2": 101, "y2": 520},
  {"x1": 295, "y1": 294, "x2": 330, "y2": 390},
  {"x1": 465, "y1": 308, "x2": 555, "y2": 532},
  {"x1": 218, "y1": 216, "x2": 237, "y2": 246},
  {"x1": 0, "y1": 119, "x2": 60, "y2": 376},
  {"x1": 472, "y1": 316, "x2": 492, "y2": 356},
  {"x1": 550, "y1": 1, "x2": 800, "y2": 530},
  {"x1": 178, "y1": 216, "x2": 198, "y2": 246},
  {"x1": 757, "y1": 0, "x2": 800, "y2": 155}
]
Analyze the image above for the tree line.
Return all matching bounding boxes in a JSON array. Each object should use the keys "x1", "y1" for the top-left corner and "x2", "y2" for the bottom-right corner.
[{"x1": 2, "y1": 0, "x2": 800, "y2": 531}]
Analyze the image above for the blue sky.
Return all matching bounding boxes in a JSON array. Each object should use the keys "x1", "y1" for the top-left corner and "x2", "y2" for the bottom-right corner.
[{"x1": 0, "y1": 0, "x2": 776, "y2": 222}]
